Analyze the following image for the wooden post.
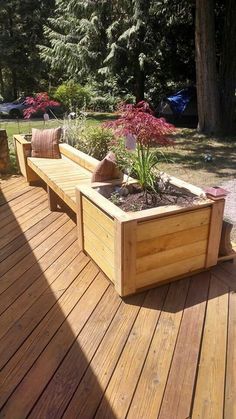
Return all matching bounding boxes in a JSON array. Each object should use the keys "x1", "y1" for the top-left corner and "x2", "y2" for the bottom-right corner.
[
  {"x1": 76, "y1": 187, "x2": 84, "y2": 250},
  {"x1": 219, "y1": 220, "x2": 233, "y2": 256},
  {"x1": 205, "y1": 199, "x2": 225, "y2": 267},
  {"x1": 121, "y1": 220, "x2": 137, "y2": 296},
  {"x1": 0, "y1": 130, "x2": 10, "y2": 173},
  {"x1": 47, "y1": 185, "x2": 59, "y2": 211}
]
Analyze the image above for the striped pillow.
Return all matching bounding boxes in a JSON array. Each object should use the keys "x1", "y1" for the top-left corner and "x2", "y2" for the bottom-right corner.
[
  {"x1": 91, "y1": 152, "x2": 121, "y2": 182},
  {"x1": 31, "y1": 128, "x2": 61, "y2": 159}
]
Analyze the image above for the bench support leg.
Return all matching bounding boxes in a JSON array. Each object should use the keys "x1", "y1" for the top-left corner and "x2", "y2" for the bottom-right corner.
[
  {"x1": 47, "y1": 185, "x2": 59, "y2": 211},
  {"x1": 27, "y1": 166, "x2": 41, "y2": 185}
]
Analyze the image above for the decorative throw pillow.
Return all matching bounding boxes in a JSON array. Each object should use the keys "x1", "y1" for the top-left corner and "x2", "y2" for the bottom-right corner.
[
  {"x1": 31, "y1": 127, "x2": 62, "y2": 159},
  {"x1": 91, "y1": 152, "x2": 122, "y2": 182}
]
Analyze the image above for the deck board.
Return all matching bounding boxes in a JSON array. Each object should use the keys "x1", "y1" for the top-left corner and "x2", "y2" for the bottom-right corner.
[{"x1": 0, "y1": 177, "x2": 235, "y2": 418}]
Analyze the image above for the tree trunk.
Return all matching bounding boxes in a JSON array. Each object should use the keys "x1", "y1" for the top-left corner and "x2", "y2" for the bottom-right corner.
[
  {"x1": 0, "y1": 66, "x2": 4, "y2": 97},
  {"x1": 133, "y1": 0, "x2": 149, "y2": 103},
  {"x1": 0, "y1": 130, "x2": 10, "y2": 173},
  {"x1": 219, "y1": 0, "x2": 236, "y2": 135},
  {"x1": 11, "y1": 68, "x2": 18, "y2": 99},
  {"x1": 135, "y1": 67, "x2": 145, "y2": 103},
  {"x1": 195, "y1": 0, "x2": 221, "y2": 135}
]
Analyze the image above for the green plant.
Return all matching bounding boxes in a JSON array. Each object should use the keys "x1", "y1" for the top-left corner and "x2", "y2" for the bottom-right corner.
[
  {"x1": 54, "y1": 81, "x2": 91, "y2": 112},
  {"x1": 133, "y1": 144, "x2": 158, "y2": 202},
  {"x1": 109, "y1": 192, "x2": 121, "y2": 206},
  {"x1": 79, "y1": 127, "x2": 115, "y2": 160},
  {"x1": 109, "y1": 137, "x2": 134, "y2": 175},
  {"x1": 62, "y1": 113, "x2": 87, "y2": 147},
  {"x1": 105, "y1": 101, "x2": 175, "y2": 199},
  {"x1": 63, "y1": 121, "x2": 114, "y2": 160}
]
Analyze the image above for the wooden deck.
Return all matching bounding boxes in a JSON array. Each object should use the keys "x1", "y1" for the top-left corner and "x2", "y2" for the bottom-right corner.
[{"x1": 0, "y1": 176, "x2": 235, "y2": 419}]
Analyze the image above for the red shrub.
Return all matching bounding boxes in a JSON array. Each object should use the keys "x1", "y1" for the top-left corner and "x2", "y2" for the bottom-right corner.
[
  {"x1": 104, "y1": 101, "x2": 175, "y2": 146},
  {"x1": 23, "y1": 92, "x2": 60, "y2": 119}
]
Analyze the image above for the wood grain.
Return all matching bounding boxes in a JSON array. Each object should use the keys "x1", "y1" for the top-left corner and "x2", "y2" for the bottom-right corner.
[
  {"x1": 205, "y1": 199, "x2": 225, "y2": 267},
  {"x1": 158, "y1": 273, "x2": 210, "y2": 419},
  {"x1": 95, "y1": 286, "x2": 169, "y2": 419},
  {"x1": 192, "y1": 275, "x2": 228, "y2": 419},
  {"x1": 224, "y1": 289, "x2": 236, "y2": 419},
  {"x1": 127, "y1": 279, "x2": 189, "y2": 419}
]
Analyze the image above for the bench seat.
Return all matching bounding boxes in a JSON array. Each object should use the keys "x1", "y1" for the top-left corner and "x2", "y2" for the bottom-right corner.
[
  {"x1": 28, "y1": 155, "x2": 92, "y2": 212},
  {"x1": 14, "y1": 136, "x2": 125, "y2": 214}
]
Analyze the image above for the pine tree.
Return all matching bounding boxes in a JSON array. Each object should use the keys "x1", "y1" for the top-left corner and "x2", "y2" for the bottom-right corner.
[
  {"x1": 40, "y1": 0, "x2": 110, "y2": 82},
  {"x1": 0, "y1": 0, "x2": 55, "y2": 99}
]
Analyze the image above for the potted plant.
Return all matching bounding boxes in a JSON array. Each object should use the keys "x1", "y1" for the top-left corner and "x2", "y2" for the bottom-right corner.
[{"x1": 76, "y1": 102, "x2": 226, "y2": 296}]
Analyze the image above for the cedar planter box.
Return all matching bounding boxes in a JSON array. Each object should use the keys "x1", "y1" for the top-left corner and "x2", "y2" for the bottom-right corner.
[
  {"x1": 14, "y1": 135, "x2": 38, "y2": 182},
  {"x1": 76, "y1": 177, "x2": 225, "y2": 296}
]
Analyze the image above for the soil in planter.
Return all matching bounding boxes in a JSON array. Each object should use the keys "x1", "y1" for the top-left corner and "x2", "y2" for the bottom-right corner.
[{"x1": 96, "y1": 183, "x2": 202, "y2": 212}]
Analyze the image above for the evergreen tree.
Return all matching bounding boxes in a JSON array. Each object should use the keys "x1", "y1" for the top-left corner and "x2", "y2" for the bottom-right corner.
[
  {"x1": 42, "y1": 0, "x2": 235, "y2": 132},
  {"x1": 40, "y1": 0, "x2": 110, "y2": 82},
  {"x1": 41, "y1": 0, "x2": 195, "y2": 104},
  {"x1": 0, "y1": 0, "x2": 54, "y2": 99}
]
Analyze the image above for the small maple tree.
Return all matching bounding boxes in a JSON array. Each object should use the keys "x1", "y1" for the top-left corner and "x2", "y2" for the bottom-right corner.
[
  {"x1": 104, "y1": 101, "x2": 175, "y2": 146},
  {"x1": 104, "y1": 101, "x2": 176, "y2": 199},
  {"x1": 23, "y1": 92, "x2": 60, "y2": 119}
]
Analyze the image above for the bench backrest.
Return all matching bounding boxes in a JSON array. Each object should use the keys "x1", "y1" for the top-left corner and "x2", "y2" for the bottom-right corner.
[{"x1": 59, "y1": 143, "x2": 99, "y2": 173}]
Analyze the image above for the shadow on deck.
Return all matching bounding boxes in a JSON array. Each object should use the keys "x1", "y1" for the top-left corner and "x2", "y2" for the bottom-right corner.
[{"x1": 0, "y1": 176, "x2": 235, "y2": 419}]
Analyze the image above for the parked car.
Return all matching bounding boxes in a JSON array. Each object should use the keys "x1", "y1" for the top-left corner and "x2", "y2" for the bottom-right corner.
[
  {"x1": 0, "y1": 97, "x2": 64, "y2": 119},
  {"x1": 0, "y1": 97, "x2": 27, "y2": 118}
]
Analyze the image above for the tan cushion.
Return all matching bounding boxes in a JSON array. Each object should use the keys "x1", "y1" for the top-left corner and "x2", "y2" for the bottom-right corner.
[
  {"x1": 91, "y1": 152, "x2": 121, "y2": 182},
  {"x1": 31, "y1": 128, "x2": 61, "y2": 159}
]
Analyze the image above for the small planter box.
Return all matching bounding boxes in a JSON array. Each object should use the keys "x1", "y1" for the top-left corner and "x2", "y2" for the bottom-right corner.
[
  {"x1": 14, "y1": 135, "x2": 38, "y2": 182},
  {"x1": 76, "y1": 177, "x2": 225, "y2": 296}
]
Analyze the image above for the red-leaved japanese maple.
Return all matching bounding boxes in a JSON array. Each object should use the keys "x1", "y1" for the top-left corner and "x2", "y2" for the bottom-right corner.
[
  {"x1": 23, "y1": 92, "x2": 60, "y2": 119},
  {"x1": 105, "y1": 101, "x2": 175, "y2": 200},
  {"x1": 105, "y1": 101, "x2": 175, "y2": 146}
]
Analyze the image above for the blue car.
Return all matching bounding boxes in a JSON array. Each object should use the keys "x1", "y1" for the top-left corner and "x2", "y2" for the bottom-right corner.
[
  {"x1": 0, "y1": 97, "x2": 64, "y2": 119},
  {"x1": 0, "y1": 97, "x2": 28, "y2": 118}
]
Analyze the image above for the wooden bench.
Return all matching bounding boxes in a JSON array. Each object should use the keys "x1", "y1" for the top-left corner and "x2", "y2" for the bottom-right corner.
[{"x1": 14, "y1": 135, "x2": 103, "y2": 213}]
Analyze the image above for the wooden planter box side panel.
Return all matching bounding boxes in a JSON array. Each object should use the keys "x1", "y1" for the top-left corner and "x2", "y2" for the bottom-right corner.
[
  {"x1": 14, "y1": 135, "x2": 38, "y2": 182},
  {"x1": 205, "y1": 198, "x2": 225, "y2": 267},
  {"x1": 82, "y1": 196, "x2": 116, "y2": 282},
  {"x1": 134, "y1": 207, "x2": 211, "y2": 290}
]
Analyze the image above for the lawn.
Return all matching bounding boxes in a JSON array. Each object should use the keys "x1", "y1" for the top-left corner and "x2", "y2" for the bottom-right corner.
[
  {"x1": 0, "y1": 113, "x2": 114, "y2": 173},
  {"x1": 159, "y1": 128, "x2": 236, "y2": 188}
]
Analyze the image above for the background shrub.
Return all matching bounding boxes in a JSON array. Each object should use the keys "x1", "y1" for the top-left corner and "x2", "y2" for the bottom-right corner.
[
  {"x1": 76, "y1": 126, "x2": 115, "y2": 160},
  {"x1": 54, "y1": 81, "x2": 91, "y2": 112}
]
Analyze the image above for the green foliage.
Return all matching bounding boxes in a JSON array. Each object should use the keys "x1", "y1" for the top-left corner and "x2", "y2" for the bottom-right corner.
[
  {"x1": 109, "y1": 137, "x2": 134, "y2": 176},
  {"x1": 133, "y1": 144, "x2": 158, "y2": 194},
  {"x1": 40, "y1": 0, "x2": 197, "y2": 106},
  {"x1": 0, "y1": 0, "x2": 55, "y2": 99},
  {"x1": 62, "y1": 113, "x2": 114, "y2": 160},
  {"x1": 109, "y1": 191, "x2": 121, "y2": 206},
  {"x1": 77, "y1": 126, "x2": 114, "y2": 160},
  {"x1": 40, "y1": 0, "x2": 109, "y2": 81},
  {"x1": 87, "y1": 77, "x2": 135, "y2": 112},
  {"x1": 89, "y1": 94, "x2": 118, "y2": 113},
  {"x1": 54, "y1": 81, "x2": 91, "y2": 112},
  {"x1": 61, "y1": 113, "x2": 87, "y2": 147}
]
